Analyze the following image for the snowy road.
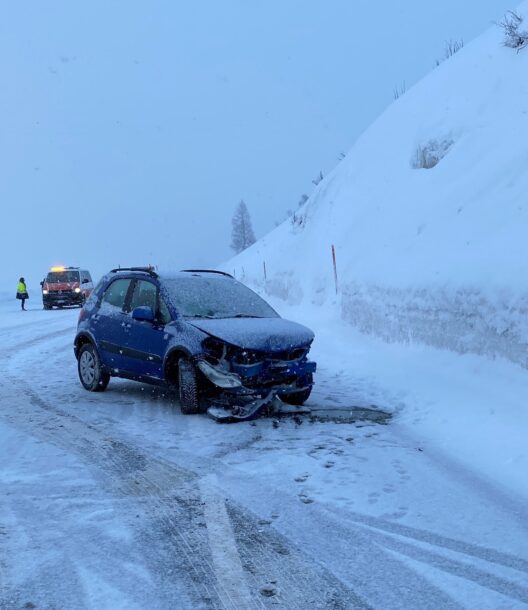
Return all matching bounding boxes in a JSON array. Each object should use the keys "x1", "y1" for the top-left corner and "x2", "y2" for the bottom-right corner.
[{"x1": 1, "y1": 305, "x2": 528, "y2": 609}]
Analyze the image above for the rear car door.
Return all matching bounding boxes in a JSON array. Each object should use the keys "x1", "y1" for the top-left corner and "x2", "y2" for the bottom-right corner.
[
  {"x1": 92, "y1": 278, "x2": 134, "y2": 372},
  {"x1": 122, "y1": 279, "x2": 172, "y2": 378}
]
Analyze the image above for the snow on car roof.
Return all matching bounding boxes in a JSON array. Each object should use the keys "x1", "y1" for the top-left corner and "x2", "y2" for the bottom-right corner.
[{"x1": 159, "y1": 270, "x2": 235, "y2": 281}]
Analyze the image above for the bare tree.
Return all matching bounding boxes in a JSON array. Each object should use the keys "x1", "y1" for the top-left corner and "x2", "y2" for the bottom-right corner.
[
  {"x1": 312, "y1": 170, "x2": 324, "y2": 186},
  {"x1": 230, "y1": 200, "x2": 256, "y2": 254},
  {"x1": 498, "y1": 11, "x2": 528, "y2": 51},
  {"x1": 393, "y1": 81, "x2": 407, "y2": 100},
  {"x1": 435, "y1": 39, "x2": 464, "y2": 66}
]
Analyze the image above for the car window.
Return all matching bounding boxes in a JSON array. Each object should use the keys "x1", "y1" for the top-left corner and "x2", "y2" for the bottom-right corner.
[
  {"x1": 102, "y1": 279, "x2": 132, "y2": 309},
  {"x1": 164, "y1": 276, "x2": 279, "y2": 319},
  {"x1": 159, "y1": 297, "x2": 171, "y2": 324},
  {"x1": 129, "y1": 280, "x2": 157, "y2": 312}
]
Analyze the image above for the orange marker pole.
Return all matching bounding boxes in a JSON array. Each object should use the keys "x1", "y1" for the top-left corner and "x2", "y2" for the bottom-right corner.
[{"x1": 331, "y1": 244, "x2": 338, "y2": 294}]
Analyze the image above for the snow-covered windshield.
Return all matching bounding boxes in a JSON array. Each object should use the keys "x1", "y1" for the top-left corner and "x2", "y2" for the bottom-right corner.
[
  {"x1": 46, "y1": 271, "x2": 80, "y2": 283},
  {"x1": 163, "y1": 276, "x2": 279, "y2": 319}
]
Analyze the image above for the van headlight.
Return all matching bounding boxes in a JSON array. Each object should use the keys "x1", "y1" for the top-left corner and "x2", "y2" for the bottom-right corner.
[
  {"x1": 74, "y1": 288, "x2": 81, "y2": 293},
  {"x1": 42, "y1": 289, "x2": 49, "y2": 295}
]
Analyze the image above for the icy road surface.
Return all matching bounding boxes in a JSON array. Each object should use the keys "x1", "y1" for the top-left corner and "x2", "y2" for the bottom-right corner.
[{"x1": 1, "y1": 304, "x2": 528, "y2": 609}]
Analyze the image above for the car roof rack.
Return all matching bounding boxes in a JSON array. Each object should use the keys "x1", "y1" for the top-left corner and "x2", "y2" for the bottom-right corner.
[
  {"x1": 180, "y1": 269, "x2": 234, "y2": 278},
  {"x1": 110, "y1": 266, "x2": 158, "y2": 278}
]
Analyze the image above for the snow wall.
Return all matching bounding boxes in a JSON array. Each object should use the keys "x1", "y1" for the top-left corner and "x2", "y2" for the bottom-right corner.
[{"x1": 223, "y1": 3, "x2": 528, "y2": 369}]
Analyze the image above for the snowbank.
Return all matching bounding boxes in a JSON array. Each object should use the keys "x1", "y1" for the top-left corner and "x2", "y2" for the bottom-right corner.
[{"x1": 224, "y1": 2, "x2": 528, "y2": 367}]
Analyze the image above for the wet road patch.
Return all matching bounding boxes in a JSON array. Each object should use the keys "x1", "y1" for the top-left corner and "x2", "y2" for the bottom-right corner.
[{"x1": 307, "y1": 406, "x2": 392, "y2": 425}]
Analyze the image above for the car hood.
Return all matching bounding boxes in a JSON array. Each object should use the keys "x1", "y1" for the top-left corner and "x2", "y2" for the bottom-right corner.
[{"x1": 188, "y1": 317, "x2": 314, "y2": 352}]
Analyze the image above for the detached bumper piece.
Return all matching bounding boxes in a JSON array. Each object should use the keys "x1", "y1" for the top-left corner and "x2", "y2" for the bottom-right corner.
[
  {"x1": 207, "y1": 393, "x2": 311, "y2": 423},
  {"x1": 196, "y1": 355, "x2": 315, "y2": 423}
]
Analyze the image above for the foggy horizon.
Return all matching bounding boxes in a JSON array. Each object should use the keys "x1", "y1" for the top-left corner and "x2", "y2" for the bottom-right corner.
[{"x1": 0, "y1": 0, "x2": 512, "y2": 291}]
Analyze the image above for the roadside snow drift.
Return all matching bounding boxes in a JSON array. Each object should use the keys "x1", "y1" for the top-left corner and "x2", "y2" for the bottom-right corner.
[{"x1": 225, "y1": 3, "x2": 528, "y2": 367}]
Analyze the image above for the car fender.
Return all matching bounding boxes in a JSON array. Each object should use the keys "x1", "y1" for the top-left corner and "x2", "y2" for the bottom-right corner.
[
  {"x1": 73, "y1": 330, "x2": 101, "y2": 360},
  {"x1": 162, "y1": 324, "x2": 208, "y2": 369}
]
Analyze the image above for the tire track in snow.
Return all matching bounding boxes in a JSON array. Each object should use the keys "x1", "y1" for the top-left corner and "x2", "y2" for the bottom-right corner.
[
  {"x1": 0, "y1": 327, "x2": 365, "y2": 609},
  {"x1": 14, "y1": 322, "x2": 528, "y2": 607},
  {"x1": 0, "y1": 329, "x2": 235, "y2": 608},
  {"x1": 0, "y1": 384, "x2": 236, "y2": 609},
  {"x1": 2, "y1": 379, "x2": 361, "y2": 609},
  {"x1": 136, "y1": 441, "x2": 528, "y2": 608},
  {"x1": 7, "y1": 325, "x2": 524, "y2": 608}
]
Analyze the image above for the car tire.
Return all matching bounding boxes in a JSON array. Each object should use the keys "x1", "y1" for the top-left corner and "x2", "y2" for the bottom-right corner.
[
  {"x1": 178, "y1": 358, "x2": 202, "y2": 414},
  {"x1": 43, "y1": 304, "x2": 51, "y2": 310},
  {"x1": 281, "y1": 374, "x2": 313, "y2": 406},
  {"x1": 78, "y1": 343, "x2": 110, "y2": 392}
]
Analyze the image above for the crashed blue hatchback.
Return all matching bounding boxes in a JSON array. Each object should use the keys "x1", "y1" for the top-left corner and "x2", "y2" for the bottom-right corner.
[{"x1": 74, "y1": 267, "x2": 316, "y2": 421}]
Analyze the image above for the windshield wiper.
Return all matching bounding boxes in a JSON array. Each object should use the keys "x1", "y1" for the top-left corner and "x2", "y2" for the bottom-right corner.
[{"x1": 232, "y1": 314, "x2": 262, "y2": 318}]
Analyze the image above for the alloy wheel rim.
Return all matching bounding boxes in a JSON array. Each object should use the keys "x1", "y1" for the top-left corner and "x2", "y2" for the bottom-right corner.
[{"x1": 80, "y1": 350, "x2": 96, "y2": 384}]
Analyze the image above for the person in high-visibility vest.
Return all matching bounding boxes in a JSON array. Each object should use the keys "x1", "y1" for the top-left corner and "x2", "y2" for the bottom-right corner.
[{"x1": 16, "y1": 277, "x2": 29, "y2": 311}]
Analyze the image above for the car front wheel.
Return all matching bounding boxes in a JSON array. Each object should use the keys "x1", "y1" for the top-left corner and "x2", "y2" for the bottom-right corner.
[
  {"x1": 78, "y1": 343, "x2": 110, "y2": 392},
  {"x1": 178, "y1": 358, "x2": 202, "y2": 414}
]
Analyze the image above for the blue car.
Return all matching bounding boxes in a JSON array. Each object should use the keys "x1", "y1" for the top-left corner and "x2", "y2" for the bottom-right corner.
[{"x1": 74, "y1": 267, "x2": 316, "y2": 417}]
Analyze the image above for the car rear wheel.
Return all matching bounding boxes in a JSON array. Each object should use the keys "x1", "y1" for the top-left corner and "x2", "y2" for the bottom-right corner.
[
  {"x1": 78, "y1": 343, "x2": 110, "y2": 392},
  {"x1": 178, "y1": 358, "x2": 202, "y2": 414},
  {"x1": 281, "y1": 374, "x2": 313, "y2": 406}
]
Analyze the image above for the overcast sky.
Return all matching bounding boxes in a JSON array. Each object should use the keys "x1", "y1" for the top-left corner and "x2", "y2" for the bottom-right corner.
[{"x1": 0, "y1": 0, "x2": 512, "y2": 290}]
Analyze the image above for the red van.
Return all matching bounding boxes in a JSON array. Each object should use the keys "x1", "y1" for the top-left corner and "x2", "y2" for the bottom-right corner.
[{"x1": 41, "y1": 266, "x2": 94, "y2": 309}]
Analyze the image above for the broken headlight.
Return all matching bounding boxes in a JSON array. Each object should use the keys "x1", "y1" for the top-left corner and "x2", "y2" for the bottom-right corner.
[{"x1": 202, "y1": 337, "x2": 228, "y2": 363}]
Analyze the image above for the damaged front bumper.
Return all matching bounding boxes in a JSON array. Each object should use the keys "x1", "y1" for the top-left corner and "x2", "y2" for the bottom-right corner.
[
  {"x1": 196, "y1": 356, "x2": 316, "y2": 396},
  {"x1": 195, "y1": 355, "x2": 316, "y2": 421}
]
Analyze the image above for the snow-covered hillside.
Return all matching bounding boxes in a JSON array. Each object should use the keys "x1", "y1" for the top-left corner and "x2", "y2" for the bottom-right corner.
[{"x1": 225, "y1": 4, "x2": 528, "y2": 367}]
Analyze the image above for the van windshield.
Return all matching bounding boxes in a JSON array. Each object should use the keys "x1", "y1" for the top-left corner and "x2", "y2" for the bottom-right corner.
[{"x1": 46, "y1": 271, "x2": 80, "y2": 284}]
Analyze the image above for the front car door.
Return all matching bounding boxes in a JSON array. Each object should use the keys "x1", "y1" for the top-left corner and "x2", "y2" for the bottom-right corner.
[{"x1": 122, "y1": 279, "x2": 172, "y2": 379}]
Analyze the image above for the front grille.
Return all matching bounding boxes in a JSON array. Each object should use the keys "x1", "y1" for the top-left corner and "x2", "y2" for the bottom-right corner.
[
  {"x1": 233, "y1": 346, "x2": 308, "y2": 365},
  {"x1": 270, "y1": 347, "x2": 308, "y2": 361},
  {"x1": 244, "y1": 374, "x2": 298, "y2": 389},
  {"x1": 45, "y1": 291, "x2": 80, "y2": 302}
]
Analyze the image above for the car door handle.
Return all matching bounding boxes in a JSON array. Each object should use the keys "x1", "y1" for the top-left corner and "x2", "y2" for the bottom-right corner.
[{"x1": 121, "y1": 321, "x2": 131, "y2": 329}]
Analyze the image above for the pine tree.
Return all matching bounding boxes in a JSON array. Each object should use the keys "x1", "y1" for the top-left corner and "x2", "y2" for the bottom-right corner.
[{"x1": 230, "y1": 200, "x2": 256, "y2": 254}]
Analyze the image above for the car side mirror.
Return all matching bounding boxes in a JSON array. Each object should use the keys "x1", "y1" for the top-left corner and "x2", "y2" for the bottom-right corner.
[
  {"x1": 132, "y1": 306, "x2": 155, "y2": 322},
  {"x1": 82, "y1": 278, "x2": 89, "y2": 284},
  {"x1": 40, "y1": 281, "x2": 44, "y2": 286}
]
